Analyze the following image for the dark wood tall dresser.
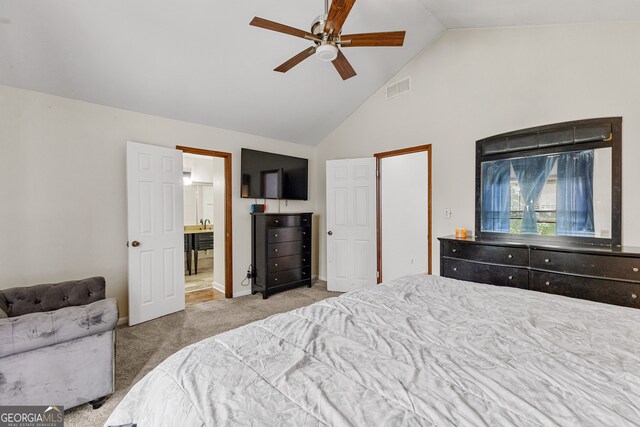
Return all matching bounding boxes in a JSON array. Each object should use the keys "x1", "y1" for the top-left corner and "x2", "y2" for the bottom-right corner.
[
  {"x1": 251, "y1": 213, "x2": 313, "y2": 299},
  {"x1": 439, "y1": 236, "x2": 640, "y2": 309}
]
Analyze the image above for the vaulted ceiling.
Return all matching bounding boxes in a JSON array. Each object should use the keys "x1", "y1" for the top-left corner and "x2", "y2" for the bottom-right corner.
[{"x1": 1, "y1": 1, "x2": 639, "y2": 145}]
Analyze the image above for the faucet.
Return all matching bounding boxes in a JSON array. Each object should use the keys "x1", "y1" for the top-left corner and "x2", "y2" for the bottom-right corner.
[{"x1": 203, "y1": 219, "x2": 211, "y2": 229}]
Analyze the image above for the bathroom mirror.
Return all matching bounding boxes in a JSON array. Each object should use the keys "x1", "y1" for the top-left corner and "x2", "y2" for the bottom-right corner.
[{"x1": 184, "y1": 183, "x2": 213, "y2": 226}]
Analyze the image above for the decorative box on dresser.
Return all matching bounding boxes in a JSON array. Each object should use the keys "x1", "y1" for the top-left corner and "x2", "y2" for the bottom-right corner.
[
  {"x1": 439, "y1": 236, "x2": 640, "y2": 309},
  {"x1": 251, "y1": 213, "x2": 313, "y2": 299}
]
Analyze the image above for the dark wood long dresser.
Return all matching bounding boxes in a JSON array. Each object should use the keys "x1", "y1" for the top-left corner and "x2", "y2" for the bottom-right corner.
[
  {"x1": 251, "y1": 213, "x2": 312, "y2": 299},
  {"x1": 439, "y1": 236, "x2": 640, "y2": 309}
]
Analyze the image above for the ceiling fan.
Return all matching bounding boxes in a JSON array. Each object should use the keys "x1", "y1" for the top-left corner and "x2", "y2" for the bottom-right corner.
[{"x1": 250, "y1": 0, "x2": 406, "y2": 80}]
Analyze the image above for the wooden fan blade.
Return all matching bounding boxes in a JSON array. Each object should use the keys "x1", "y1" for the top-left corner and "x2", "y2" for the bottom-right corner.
[
  {"x1": 250, "y1": 17, "x2": 314, "y2": 39},
  {"x1": 324, "y1": 0, "x2": 356, "y2": 36},
  {"x1": 332, "y1": 49, "x2": 356, "y2": 80},
  {"x1": 340, "y1": 31, "x2": 405, "y2": 47},
  {"x1": 274, "y1": 47, "x2": 317, "y2": 73}
]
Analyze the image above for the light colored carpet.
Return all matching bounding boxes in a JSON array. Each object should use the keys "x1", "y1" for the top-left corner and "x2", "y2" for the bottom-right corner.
[{"x1": 64, "y1": 281, "x2": 338, "y2": 427}]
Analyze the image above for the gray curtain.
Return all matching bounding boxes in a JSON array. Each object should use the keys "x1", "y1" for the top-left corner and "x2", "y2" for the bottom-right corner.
[
  {"x1": 481, "y1": 160, "x2": 511, "y2": 232},
  {"x1": 556, "y1": 151, "x2": 595, "y2": 236},
  {"x1": 511, "y1": 156, "x2": 557, "y2": 234}
]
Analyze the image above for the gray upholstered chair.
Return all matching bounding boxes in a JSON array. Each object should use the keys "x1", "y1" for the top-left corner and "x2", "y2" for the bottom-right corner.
[{"x1": 0, "y1": 277, "x2": 118, "y2": 410}]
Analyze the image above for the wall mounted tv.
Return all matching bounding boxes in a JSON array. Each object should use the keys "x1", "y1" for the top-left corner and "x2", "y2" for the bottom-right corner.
[{"x1": 241, "y1": 149, "x2": 308, "y2": 200}]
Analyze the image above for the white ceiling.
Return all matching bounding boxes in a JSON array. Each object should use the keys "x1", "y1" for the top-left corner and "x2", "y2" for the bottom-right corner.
[
  {"x1": 0, "y1": 0, "x2": 443, "y2": 145},
  {"x1": 1, "y1": 1, "x2": 639, "y2": 146},
  {"x1": 419, "y1": 0, "x2": 640, "y2": 29}
]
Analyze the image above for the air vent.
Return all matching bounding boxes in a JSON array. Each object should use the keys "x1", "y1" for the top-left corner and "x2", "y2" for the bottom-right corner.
[{"x1": 385, "y1": 77, "x2": 411, "y2": 100}]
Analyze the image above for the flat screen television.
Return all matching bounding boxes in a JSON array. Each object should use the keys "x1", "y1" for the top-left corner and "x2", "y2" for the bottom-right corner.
[{"x1": 241, "y1": 149, "x2": 308, "y2": 200}]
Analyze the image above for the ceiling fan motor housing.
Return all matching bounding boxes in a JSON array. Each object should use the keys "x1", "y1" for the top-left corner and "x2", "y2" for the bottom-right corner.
[
  {"x1": 311, "y1": 14, "x2": 339, "y2": 61},
  {"x1": 311, "y1": 14, "x2": 328, "y2": 36}
]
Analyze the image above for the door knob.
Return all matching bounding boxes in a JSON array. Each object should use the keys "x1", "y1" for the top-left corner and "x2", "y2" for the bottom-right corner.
[
  {"x1": 327, "y1": 231, "x2": 333, "y2": 236},
  {"x1": 131, "y1": 241, "x2": 141, "y2": 248}
]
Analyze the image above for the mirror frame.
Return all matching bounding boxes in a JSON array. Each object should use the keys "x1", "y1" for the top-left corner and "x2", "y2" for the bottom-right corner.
[{"x1": 475, "y1": 117, "x2": 622, "y2": 247}]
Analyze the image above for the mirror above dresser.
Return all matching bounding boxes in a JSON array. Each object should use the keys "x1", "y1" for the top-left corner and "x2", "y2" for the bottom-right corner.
[
  {"x1": 476, "y1": 117, "x2": 621, "y2": 247},
  {"x1": 439, "y1": 117, "x2": 640, "y2": 309}
]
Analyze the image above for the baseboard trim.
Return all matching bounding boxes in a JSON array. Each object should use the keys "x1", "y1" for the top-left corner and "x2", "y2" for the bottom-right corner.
[
  {"x1": 212, "y1": 281, "x2": 225, "y2": 293},
  {"x1": 318, "y1": 276, "x2": 327, "y2": 281},
  {"x1": 234, "y1": 288, "x2": 252, "y2": 298},
  {"x1": 117, "y1": 317, "x2": 129, "y2": 326}
]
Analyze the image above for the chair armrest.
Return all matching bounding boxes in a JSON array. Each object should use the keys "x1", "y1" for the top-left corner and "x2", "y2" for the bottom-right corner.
[{"x1": 0, "y1": 298, "x2": 118, "y2": 358}]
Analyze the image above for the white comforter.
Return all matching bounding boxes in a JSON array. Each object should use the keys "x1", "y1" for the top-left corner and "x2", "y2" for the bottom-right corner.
[{"x1": 106, "y1": 275, "x2": 640, "y2": 426}]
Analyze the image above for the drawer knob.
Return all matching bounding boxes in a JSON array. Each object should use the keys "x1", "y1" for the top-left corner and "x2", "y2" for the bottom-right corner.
[
  {"x1": 545, "y1": 281, "x2": 550, "y2": 286},
  {"x1": 302, "y1": 259, "x2": 306, "y2": 262},
  {"x1": 508, "y1": 254, "x2": 513, "y2": 259},
  {"x1": 508, "y1": 276, "x2": 513, "y2": 280},
  {"x1": 303, "y1": 232, "x2": 306, "y2": 235},
  {"x1": 303, "y1": 272, "x2": 306, "y2": 275},
  {"x1": 544, "y1": 258, "x2": 550, "y2": 263},
  {"x1": 632, "y1": 294, "x2": 637, "y2": 299},
  {"x1": 452, "y1": 249, "x2": 457, "y2": 253},
  {"x1": 275, "y1": 234, "x2": 278, "y2": 237},
  {"x1": 274, "y1": 263, "x2": 278, "y2": 267},
  {"x1": 275, "y1": 278, "x2": 278, "y2": 281},
  {"x1": 275, "y1": 249, "x2": 278, "y2": 252},
  {"x1": 275, "y1": 220, "x2": 279, "y2": 223},
  {"x1": 453, "y1": 267, "x2": 458, "y2": 271},
  {"x1": 634, "y1": 267, "x2": 639, "y2": 272}
]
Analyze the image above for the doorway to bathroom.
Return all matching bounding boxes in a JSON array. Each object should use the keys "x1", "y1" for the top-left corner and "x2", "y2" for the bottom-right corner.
[{"x1": 179, "y1": 146, "x2": 232, "y2": 306}]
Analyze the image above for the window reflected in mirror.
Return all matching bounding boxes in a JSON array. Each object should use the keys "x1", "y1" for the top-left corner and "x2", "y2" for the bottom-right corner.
[{"x1": 481, "y1": 148, "x2": 612, "y2": 238}]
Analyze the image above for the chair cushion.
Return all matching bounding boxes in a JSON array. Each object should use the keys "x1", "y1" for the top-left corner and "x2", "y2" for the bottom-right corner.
[
  {"x1": 0, "y1": 277, "x2": 105, "y2": 318},
  {"x1": 0, "y1": 297, "x2": 118, "y2": 358}
]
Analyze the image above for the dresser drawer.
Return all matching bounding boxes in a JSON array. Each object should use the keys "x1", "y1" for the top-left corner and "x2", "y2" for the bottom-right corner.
[
  {"x1": 267, "y1": 226, "x2": 310, "y2": 244},
  {"x1": 443, "y1": 241, "x2": 528, "y2": 267},
  {"x1": 531, "y1": 249, "x2": 640, "y2": 282},
  {"x1": 266, "y1": 214, "x2": 312, "y2": 228},
  {"x1": 268, "y1": 239, "x2": 311, "y2": 258},
  {"x1": 442, "y1": 258, "x2": 528, "y2": 289},
  {"x1": 530, "y1": 271, "x2": 640, "y2": 309},
  {"x1": 267, "y1": 266, "x2": 311, "y2": 287},
  {"x1": 268, "y1": 253, "x2": 311, "y2": 272}
]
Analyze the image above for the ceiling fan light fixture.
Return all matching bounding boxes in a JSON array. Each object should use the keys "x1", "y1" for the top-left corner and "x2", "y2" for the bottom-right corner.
[{"x1": 316, "y1": 44, "x2": 338, "y2": 62}]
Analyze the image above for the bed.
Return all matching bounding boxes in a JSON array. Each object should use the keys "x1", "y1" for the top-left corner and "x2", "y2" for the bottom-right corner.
[{"x1": 106, "y1": 274, "x2": 640, "y2": 426}]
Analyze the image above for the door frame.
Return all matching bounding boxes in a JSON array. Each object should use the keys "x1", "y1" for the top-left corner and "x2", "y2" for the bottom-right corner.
[
  {"x1": 177, "y1": 145, "x2": 233, "y2": 298},
  {"x1": 374, "y1": 144, "x2": 432, "y2": 283}
]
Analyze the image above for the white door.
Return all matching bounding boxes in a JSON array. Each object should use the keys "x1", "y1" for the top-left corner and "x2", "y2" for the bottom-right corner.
[
  {"x1": 326, "y1": 158, "x2": 377, "y2": 292},
  {"x1": 127, "y1": 141, "x2": 185, "y2": 325}
]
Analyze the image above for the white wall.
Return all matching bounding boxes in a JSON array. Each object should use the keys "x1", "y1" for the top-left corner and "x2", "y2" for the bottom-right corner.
[
  {"x1": 381, "y1": 151, "x2": 429, "y2": 282},
  {"x1": 0, "y1": 85, "x2": 316, "y2": 318},
  {"x1": 315, "y1": 22, "x2": 640, "y2": 279}
]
